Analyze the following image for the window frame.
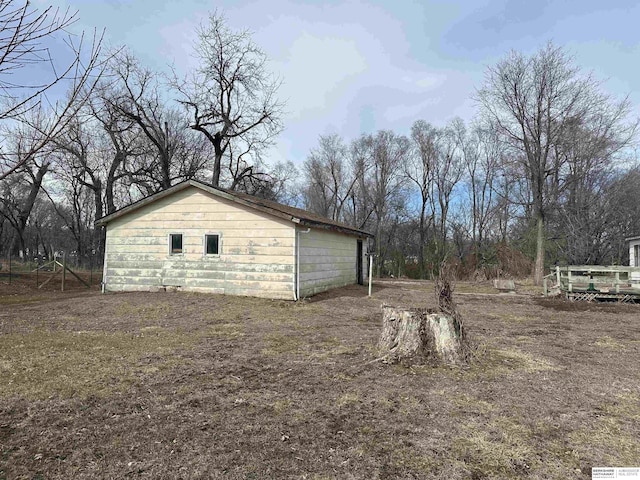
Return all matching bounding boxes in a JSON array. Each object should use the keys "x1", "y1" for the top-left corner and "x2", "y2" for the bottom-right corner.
[
  {"x1": 169, "y1": 233, "x2": 184, "y2": 256},
  {"x1": 203, "y1": 232, "x2": 221, "y2": 257}
]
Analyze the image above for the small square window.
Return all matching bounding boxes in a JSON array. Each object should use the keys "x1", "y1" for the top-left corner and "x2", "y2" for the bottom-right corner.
[
  {"x1": 205, "y1": 234, "x2": 220, "y2": 255},
  {"x1": 170, "y1": 234, "x2": 183, "y2": 254}
]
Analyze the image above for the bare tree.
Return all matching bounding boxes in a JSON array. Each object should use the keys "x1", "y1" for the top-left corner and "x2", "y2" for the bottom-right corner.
[
  {"x1": 224, "y1": 133, "x2": 272, "y2": 192},
  {"x1": 303, "y1": 134, "x2": 360, "y2": 221},
  {"x1": 429, "y1": 122, "x2": 464, "y2": 267},
  {"x1": 106, "y1": 50, "x2": 181, "y2": 190},
  {"x1": 0, "y1": 155, "x2": 50, "y2": 258},
  {"x1": 477, "y1": 43, "x2": 636, "y2": 284},
  {"x1": 451, "y1": 120, "x2": 502, "y2": 258},
  {"x1": 51, "y1": 112, "x2": 120, "y2": 255},
  {"x1": 235, "y1": 160, "x2": 299, "y2": 202},
  {"x1": 24, "y1": 196, "x2": 64, "y2": 260},
  {"x1": 172, "y1": 11, "x2": 284, "y2": 187},
  {"x1": 344, "y1": 135, "x2": 375, "y2": 230},
  {"x1": 605, "y1": 166, "x2": 640, "y2": 264},
  {"x1": 0, "y1": 0, "x2": 77, "y2": 120},
  {"x1": 88, "y1": 88, "x2": 143, "y2": 215},
  {"x1": 42, "y1": 167, "x2": 94, "y2": 260},
  {"x1": 369, "y1": 131, "x2": 410, "y2": 275},
  {"x1": 407, "y1": 120, "x2": 438, "y2": 278},
  {"x1": 0, "y1": 0, "x2": 105, "y2": 180},
  {"x1": 551, "y1": 104, "x2": 637, "y2": 264}
]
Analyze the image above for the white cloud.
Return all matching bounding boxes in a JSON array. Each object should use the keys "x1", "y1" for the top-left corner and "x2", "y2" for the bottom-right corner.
[
  {"x1": 31, "y1": 0, "x2": 640, "y2": 169},
  {"x1": 135, "y1": 0, "x2": 475, "y2": 164},
  {"x1": 277, "y1": 32, "x2": 368, "y2": 119}
]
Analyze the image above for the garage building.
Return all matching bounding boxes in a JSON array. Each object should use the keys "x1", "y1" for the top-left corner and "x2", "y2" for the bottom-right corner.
[{"x1": 95, "y1": 180, "x2": 372, "y2": 300}]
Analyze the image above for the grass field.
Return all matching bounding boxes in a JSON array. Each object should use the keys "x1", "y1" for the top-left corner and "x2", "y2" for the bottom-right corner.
[{"x1": 1, "y1": 277, "x2": 639, "y2": 479}]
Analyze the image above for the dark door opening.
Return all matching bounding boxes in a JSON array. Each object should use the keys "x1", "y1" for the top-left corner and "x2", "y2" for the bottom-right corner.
[{"x1": 357, "y1": 240, "x2": 363, "y2": 285}]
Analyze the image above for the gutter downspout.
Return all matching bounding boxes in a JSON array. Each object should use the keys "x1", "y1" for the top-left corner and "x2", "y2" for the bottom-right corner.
[
  {"x1": 101, "y1": 226, "x2": 108, "y2": 294},
  {"x1": 368, "y1": 253, "x2": 374, "y2": 297},
  {"x1": 295, "y1": 227, "x2": 311, "y2": 301}
]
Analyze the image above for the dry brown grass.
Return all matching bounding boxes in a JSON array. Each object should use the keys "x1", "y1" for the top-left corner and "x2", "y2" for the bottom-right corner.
[
  {"x1": 1, "y1": 280, "x2": 639, "y2": 479},
  {"x1": 0, "y1": 329, "x2": 192, "y2": 399}
]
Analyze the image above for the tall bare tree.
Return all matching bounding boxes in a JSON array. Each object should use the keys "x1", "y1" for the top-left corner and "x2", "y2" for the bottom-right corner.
[
  {"x1": 304, "y1": 134, "x2": 359, "y2": 221},
  {"x1": 429, "y1": 122, "x2": 464, "y2": 266},
  {"x1": 551, "y1": 105, "x2": 637, "y2": 264},
  {"x1": 605, "y1": 166, "x2": 640, "y2": 264},
  {"x1": 106, "y1": 50, "x2": 181, "y2": 190},
  {"x1": 172, "y1": 11, "x2": 283, "y2": 188},
  {"x1": 344, "y1": 135, "x2": 375, "y2": 230},
  {"x1": 451, "y1": 120, "x2": 502, "y2": 257},
  {"x1": 407, "y1": 120, "x2": 438, "y2": 278},
  {"x1": 0, "y1": 156, "x2": 50, "y2": 258},
  {"x1": 0, "y1": 0, "x2": 104, "y2": 180},
  {"x1": 477, "y1": 43, "x2": 636, "y2": 284},
  {"x1": 369, "y1": 131, "x2": 410, "y2": 275},
  {"x1": 88, "y1": 89, "x2": 143, "y2": 216}
]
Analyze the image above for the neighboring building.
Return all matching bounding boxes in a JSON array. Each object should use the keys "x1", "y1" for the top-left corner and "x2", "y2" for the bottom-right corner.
[
  {"x1": 95, "y1": 180, "x2": 372, "y2": 300},
  {"x1": 627, "y1": 235, "x2": 640, "y2": 288},
  {"x1": 629, "y1": 235, "x2": 640, "y2": 267}
]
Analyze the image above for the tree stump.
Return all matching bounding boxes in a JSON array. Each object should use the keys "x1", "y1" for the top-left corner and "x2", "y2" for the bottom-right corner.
[
  {"x1": 378, "y1": 305, "x2": 465, "y2": 366},
  {"x1": 493, "y1": 279, "x2": 516, "y2": 293}
]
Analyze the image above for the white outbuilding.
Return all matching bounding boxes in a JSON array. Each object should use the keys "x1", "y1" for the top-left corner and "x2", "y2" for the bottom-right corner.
[
  {"x1": 95, "y1": 180, "x2": 372, "y2": 300},
  {"x1": 627, "y1": 235, "x2": 640, "y2": 288},
  {"x1": 629, "y1": 235, "x2": 640, "y2": 267}
]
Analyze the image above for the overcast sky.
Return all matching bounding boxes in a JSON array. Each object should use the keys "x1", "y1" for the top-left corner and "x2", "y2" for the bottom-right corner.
[{"x1": 36, "y1": 0, "x2": 640, "y2": 167}]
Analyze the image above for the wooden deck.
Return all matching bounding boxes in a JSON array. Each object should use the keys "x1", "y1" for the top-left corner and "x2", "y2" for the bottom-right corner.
[{"x1": 546, "y1": 265, "x2": 640, "y2": 303}]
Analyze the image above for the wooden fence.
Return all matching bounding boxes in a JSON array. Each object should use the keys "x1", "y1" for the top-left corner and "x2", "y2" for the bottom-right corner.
[
  {"x1": 545, "y1": 265, "x2": 640, "y2": 302},
  {"x1": 1, "y1": 252, "x2": 98, "y2": 291}
]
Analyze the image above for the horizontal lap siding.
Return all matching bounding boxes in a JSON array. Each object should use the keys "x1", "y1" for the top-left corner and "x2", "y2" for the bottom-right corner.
[
  {"x1": 631, "y1": 241, "x2": 640, "y2": 283},
  {"x1": 298, "y1": 228, "x2": 359, "y2": 297},
  {"x1": 104, "y1": 188, "x2": 295, "y2": 299}
]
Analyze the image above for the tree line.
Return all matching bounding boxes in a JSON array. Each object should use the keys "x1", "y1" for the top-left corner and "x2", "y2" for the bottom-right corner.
[
  {"x1": 1, "y1": 1, "x2": 638, "y2": 283},
  {"x1": 303, "y1": 116, "x2": 639, "y2": 281},
  {"x1": 0, "y1": 3, "x2": 287, "y2": 266},
  {"x1": 302, "y1": 45, "x2": 639, "y2": 281}
]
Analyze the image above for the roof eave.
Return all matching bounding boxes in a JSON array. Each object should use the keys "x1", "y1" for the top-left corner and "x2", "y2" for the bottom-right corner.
[
  {"x1": 94, "y1": 180, "x2": 374, "y2": 238},
  {"x1": 298, "y1": 218, "x2": 373, "y2": 238},
  {"x1": 94, "y1": 180, "x2": 295, "y2": 227}
]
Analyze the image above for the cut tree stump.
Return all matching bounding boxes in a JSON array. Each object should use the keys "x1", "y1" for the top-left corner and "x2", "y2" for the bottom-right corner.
[
  {"x1": 378, "y1": 305, "x2": 465, "y2": 366},
  {"x1": 493, "y1": 279, "x2": 516, "y2": 293}
]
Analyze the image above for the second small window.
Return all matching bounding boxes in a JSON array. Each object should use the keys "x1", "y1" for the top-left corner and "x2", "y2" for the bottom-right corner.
[{"x1": 205, "y1": 234, "x2": 220, "y2": 255}]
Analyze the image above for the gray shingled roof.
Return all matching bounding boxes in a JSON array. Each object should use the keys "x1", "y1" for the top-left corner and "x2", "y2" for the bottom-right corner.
[{"x1": 95, "y1": 180, "x2": 373, "y2": 238}]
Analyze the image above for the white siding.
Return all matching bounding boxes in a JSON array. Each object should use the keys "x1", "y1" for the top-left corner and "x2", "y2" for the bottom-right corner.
[
  {"x1": 630, "y1": 240, "x2": 640, "y2": 267},
  {"x1": 297, "y1": 227, "x2": 366, "y2": 297},
  {"x1": 630, "y1": 240, "x2": 640, "y2": 285},
  {"x1": 103, "y1": 187, "x2": 295, "y2": 299}
]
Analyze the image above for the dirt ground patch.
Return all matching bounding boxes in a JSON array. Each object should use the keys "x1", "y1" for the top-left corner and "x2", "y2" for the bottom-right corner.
[{"x1": 1, "y1": 280, "x2": 639, "y2": 479}]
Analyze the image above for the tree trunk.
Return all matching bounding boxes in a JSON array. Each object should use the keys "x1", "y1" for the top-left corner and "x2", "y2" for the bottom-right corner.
[
  {"x1": 160, "y1": 151, "x2": 171, "y2": 190},
  {"x1": 375, "y1": 221, "x2": 382, "y2": 278},
  {"x1": 91, "y1": 180, "x2": 104, "y2": 256},
  {"x1": 14, "y1": 164, "x2": 48, "y2": 261},
  {"x1": 378, "y1": 305, "x2": 464, "y2": 366},
  {"x1": 418, "y1": 203, "x2": 426, "y2": 279},
  {"x1": 105, "y1": 157, "x2": 120, "y2": 215},
  {"x1": 534, "y1": 212, "x2": 545, "y2": 285},
  {"x1": 212, "y1": 133, "x2": 223, "y2": 187}
]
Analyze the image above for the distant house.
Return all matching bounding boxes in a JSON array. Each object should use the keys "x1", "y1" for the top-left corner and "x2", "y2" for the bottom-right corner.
[
  {"x1": 95, "y1": 180, "x2": 372, "y2": 300},
  {"x1": 628, "y1": 235, "x2": 640, "y2": 267}
]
